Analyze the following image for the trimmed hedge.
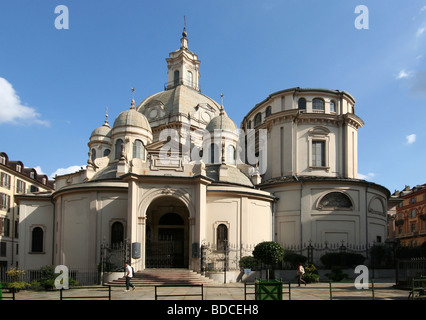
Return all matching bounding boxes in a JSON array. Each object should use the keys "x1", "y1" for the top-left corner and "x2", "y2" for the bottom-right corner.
[{"x1": 320, "y1": 252, "x2": 366, "y2": 268}]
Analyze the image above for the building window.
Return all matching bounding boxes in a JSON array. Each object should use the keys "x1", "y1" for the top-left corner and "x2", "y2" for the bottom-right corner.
[
  {"x1": 312, "y1": 140, "x2": 325, "y2": 167},
  {"x1": 254, "y1": 113, "x2": 262, "y2": 127},
  {"x1": 3, "y1": 218, "x2": 10, "y2": 237},
  {"x1": 410, "y1": 209, "x2": 417, "y2": 218},
  {"x1": 91, "y1": 148, "x2": 97, "y2": 162},
  {"x1": 111, "y1": 222, "x2": 124, "y2": 246},
  {"x1": 1, "y1": 173, "x2": 10, "y2": 189},
  {"x1": 16, "y1": 164, "x2": 22, "y2": 172},
  {"x1": 298, "y1": 98, "x2": 306, "y2": 110},
  {"x1": 0, "y1": 242, "x2": 6, "y2": 257},
  {"x1": 0, "y1": 155, "x2": 6, "y2": 165},
  {"x1": 226, "y1": 145, "x2": 236, "y2": 165},
  {"x1": 187, "y1": 71, "x2": 193, "y2": 87},
  {"x1": 312, "y1": 98, "x2": 325, "y2": 112},
  {"x1": 318, "y1": 192, "x2": 353, "y2": 210},
  {"x1": 330, "y1": 100, "x2": 336, "y2": 113},
  {"x1": 410, "y1": 223, "x2": 417, "y2": 233},
  {"x1": 31, "y1": 227, "x2": 44, "y2": 253},
  {"x1": 174, "y1": 70, "x2": 180, "y2": 86},
  {"x1": 16, "y1": 180, "x2": 26, "y2": 194},
  {"x1": 133, "y1": 140, "x2": 145, "y2": 160},
  {"x1": 216, "y1": 224, "x2": 228, "y2": 251},
  {"x1": 266, "y1": 106, "x2": 272, "y2": 117},
  {"x1": 410, "y1": 197, "x2": 416, "y2": 204},
  {"x1": 115, "y1": 139, "x2": 123, "y2": 160},
  {"x1": 210, "y1": 143, "x2": 219, "y2": 164},
  {"x1": 247, "y1": 120, "x2": 252, "y2": 129},
  {"x1": 104, "y1": 149, "x2": 111, "y2": 157},
  {"x1": 0, "y1": 193, "x2": 10, "y2": 211}
]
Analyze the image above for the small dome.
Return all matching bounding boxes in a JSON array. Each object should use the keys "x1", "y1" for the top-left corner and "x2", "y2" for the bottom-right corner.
[
  {"x1": 113, "y1": 108, "x2": 152, "y2": 131},
  {"x1": 206, "y1": 108, "x2": 238, "y2": 132},
  {"x1": 91, "y1": 123, "x2": 111, "y2": 137}
]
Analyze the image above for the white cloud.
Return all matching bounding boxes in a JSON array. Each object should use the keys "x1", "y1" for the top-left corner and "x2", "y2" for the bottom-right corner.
[
  {"x1": 0, "y1": 77, "x2": 49, "y2": 126},
  {"x1": 396, "y1": 69, "x2": 412, "y2": 79},
  {"x1": 50, "y1": 165, "x2": 85, "y2": 179},
  {"x1": 421, "y1": 6, "x2": 426, "y2": 12},
  {"x1": 406, "y1": 134, "x2": 416, "y2": 144},
  {"x1": 416, "y1": 27, "x2": 426, "y2": 37},
  {"x1": 358, "y1": 172, "x2": 375, "y2": 180}
]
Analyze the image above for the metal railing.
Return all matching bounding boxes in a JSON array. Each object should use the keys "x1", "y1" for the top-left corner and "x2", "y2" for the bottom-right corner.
[{"x1": 59, "y1": 285, "x2": 112, "y2": 300}]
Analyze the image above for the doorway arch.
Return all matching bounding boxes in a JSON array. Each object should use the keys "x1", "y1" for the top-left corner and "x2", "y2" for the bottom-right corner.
[{"x1": 145, "y1": 196, "x2": 190, "y2": 268}]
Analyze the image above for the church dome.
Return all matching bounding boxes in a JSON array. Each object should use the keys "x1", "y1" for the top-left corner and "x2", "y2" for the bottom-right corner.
[
  {"x1": 113, "y1": 101, "x2": 152, "y2": 132},
  {"x1": 90, "y1": 123, "x2": 111, "y2": 137},
  {"x1": 206, "y1": 108, "x2": 238, "y2": 132}
]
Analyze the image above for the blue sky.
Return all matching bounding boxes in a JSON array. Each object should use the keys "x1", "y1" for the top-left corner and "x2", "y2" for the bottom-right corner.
[{"x1": 0, "y1": 0, "x2": 425, "y2": 193}]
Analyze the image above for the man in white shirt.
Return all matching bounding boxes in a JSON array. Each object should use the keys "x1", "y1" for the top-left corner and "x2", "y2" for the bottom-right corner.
[{"x1": 124, "y1": 262, "x2": 135, "y2": 292}]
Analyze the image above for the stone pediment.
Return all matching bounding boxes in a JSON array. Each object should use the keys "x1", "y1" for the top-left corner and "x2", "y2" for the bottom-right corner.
[{"x1": 146, "y1": 139, "x2": 190, "y2": 172}]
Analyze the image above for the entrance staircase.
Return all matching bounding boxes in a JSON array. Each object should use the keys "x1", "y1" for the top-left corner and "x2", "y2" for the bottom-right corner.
[{"x1": 107, "y1": 268, "x2": 218, "y2": 287}]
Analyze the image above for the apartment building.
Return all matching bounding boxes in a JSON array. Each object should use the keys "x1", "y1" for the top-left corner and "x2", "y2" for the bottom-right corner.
[{"x1": 0, "y1": 152, "x2": 54, "y2": 268}]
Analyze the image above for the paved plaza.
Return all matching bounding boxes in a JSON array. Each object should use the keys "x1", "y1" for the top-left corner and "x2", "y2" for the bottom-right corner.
[{"x1": 3, "y1": 278, "x2": 411, "y2": 301}]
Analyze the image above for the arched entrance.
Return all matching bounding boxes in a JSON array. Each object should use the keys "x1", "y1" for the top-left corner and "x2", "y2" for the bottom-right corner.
[{"x1": 145, "y1": 196, "x2": 189, "y2": 268}]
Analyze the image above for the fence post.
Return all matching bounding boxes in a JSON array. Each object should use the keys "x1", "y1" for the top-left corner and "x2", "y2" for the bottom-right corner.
[
  {"x1": 288, "y1": 282, "x2": 291, "y2": 300},
  {"x1": 0, "y1": 282, "x2": 2, "y2": 300},
  {"x1": 371, "y1": 279, "x2": 375, "y2": 300},
  {"x1": 329, "y1": 281, "x2": 332, "y2": 300}
]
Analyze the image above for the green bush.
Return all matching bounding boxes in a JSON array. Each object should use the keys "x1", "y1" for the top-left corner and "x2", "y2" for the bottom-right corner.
[
  {"x1": 253, "y1": 241, "x2": 285, "y2": 280},
  {"x1": 302, "y1": 264, "x2": 320, "y2": 283},
  {"x1": 320, "y1": 252, "x2": 365, "y2": 268},
  {"x1": 239, "y1": 256, "x2": 259, "y2": 271},
  {"x1": 282, "y1": 252, "x2": 307, "y2": 269},
  {"x1": 326, "y1": 266, "x2": 349, "y2": 282}
]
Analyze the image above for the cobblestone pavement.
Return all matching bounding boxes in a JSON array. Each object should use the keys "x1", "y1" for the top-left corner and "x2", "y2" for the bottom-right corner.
[{"x1": 3, "y1": 278, "x2": 411, "y2": 301}]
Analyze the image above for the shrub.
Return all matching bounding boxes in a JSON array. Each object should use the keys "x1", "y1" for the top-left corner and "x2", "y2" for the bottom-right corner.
[
  {"x1": 320, "y1": 252, "x2": 365, "y2": 268},
  {"x1": 239, "y1": 256, "x2": 259, "y2": 271},
  {"x1": 282, "y1": 252, "x2": 307, "y2": 269},
  {"x1": 326, "y1": 266, "x2": 349, "y2": 282},
  {"x1": 302, "y1": 264, "x2": 320, "y2": 283},
  {"x1": 253, "y1": 241, "x2": 285, "y2": 280}
]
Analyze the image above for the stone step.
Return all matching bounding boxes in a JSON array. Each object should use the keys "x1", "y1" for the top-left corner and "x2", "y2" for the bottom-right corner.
[{"x1": 107, "y1": 268, "x2": 217, "y2": 286}]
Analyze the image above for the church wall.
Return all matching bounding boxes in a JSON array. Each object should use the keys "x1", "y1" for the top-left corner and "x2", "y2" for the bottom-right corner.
[
  {"x1": 263, "y1": 181, "x2": 388, "y2": 252},
  {"x1": 205, "y1": 193, "x2": 273, "y2": 248},
  {"x1": 18, "y1": 198, "x2": 54, "y2": 270}
]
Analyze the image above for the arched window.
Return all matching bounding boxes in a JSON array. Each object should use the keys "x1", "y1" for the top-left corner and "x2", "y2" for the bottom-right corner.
[
  {"x1": 312, "y1": 98, "x2": 325, "y2": 112},
  {"x1": 31, "y1": 227, "x2": 44, "y2": 252},
  {"x1": 115, "y1": 139, "x2": 123, "y2": 160},
  {"x1": 91, "y1": 148, "x2": 97, "y2": 162},
  {"x1": 226, "y1": 145, "x2": 236, "y2": 165},
  {"x1": 330, "y1": 100, "x2": 336, "y2": 113},
  {"x1": 265, "y1": 106, "x2": 272, "y2": 117},
  {"x1": 187, "y1": 71, "x2": 193, "y2": 87},
  {"x1": 217, "y1": 224, "x2": 228, "y2": 251},
  {"x1": 103, "y1": 149, "x2": 111, "y2": 157},
  {"x1": 133, "y1": 140, "x2": 145, "y2": 160},
  {"x1": 210, "y1": 143, "x2": 219, "y2": 164},
  {"x1": 247, "y1": 120, "x2": 252, "y2": 129},
  {"x1": 298, "y1": 98, "x2": 306, "y2": 110},
  {"x1": 318, "y1": 192, "x2": 353, "y2": 210},
  {"x1": 174, "y1": 70, "x2": 180, "y2": 86},
  {"x1": 111, "y1": 222, "x2": 124, "y2": 246},
  {"x1": 254, "y1": 113, "x2": 262, "y2": 127}
]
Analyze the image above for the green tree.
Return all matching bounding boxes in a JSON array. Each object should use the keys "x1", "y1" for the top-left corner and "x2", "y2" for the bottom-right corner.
[{"x1": 252, "y1": 241, "x2": 285, "y2": 281}]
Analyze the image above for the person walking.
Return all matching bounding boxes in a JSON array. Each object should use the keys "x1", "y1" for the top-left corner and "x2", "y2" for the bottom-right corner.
[
  {"x1": 124, "y1": 262, "x2": 135, "y2": 292},
  {"x1": 297, "y1": 264, "x2": 307, "y2": 286}
]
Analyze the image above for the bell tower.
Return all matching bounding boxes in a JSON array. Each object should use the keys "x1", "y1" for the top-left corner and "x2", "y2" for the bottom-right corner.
[{"x1": 166, "y1": 22, "x2": 200, "y2": 91}]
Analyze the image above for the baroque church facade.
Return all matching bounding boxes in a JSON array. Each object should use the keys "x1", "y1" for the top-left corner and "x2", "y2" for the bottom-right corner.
[{"x1": 16, "y1": 30, "x2": 390, "y2": 277}]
